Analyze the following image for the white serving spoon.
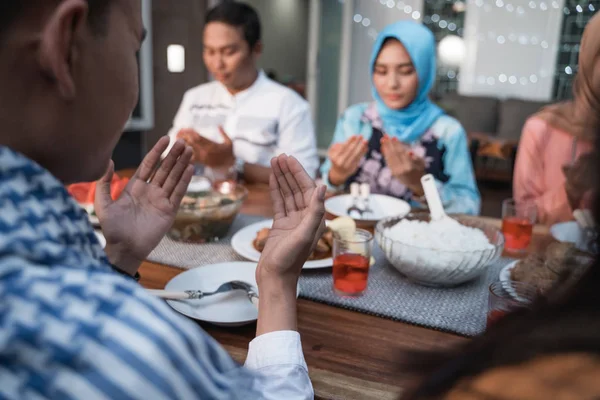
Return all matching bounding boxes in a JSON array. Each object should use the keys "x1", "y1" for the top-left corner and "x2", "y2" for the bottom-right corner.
[{"x1": 420, "y1": 174, "x2": 449, "y2": 222}]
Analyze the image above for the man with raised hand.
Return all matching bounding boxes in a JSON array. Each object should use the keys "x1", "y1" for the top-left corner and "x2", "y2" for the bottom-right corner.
[{"x1": 0, "y1": 1, "x2": 323, "y2": 398}]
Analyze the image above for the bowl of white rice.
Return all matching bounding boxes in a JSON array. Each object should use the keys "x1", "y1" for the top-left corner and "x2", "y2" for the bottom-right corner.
[{"x1": 375, "y1": 213, "x2": 504, "y2": 287}]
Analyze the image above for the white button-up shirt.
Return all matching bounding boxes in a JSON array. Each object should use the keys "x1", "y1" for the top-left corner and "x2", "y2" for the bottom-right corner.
[{"x1": 167, "y1": 71, "x2": 319, "y2": 178}]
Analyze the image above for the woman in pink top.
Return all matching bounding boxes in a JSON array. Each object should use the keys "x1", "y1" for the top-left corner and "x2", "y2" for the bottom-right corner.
[{"x1": 514, "y1": 14, "x2": 599, "y2": 226}]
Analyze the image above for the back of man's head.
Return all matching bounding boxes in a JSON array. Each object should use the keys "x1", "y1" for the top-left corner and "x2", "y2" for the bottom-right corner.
[
  {"x1": 0, "y1": 0, "x2": 144, "y2": 185},
  {"x1": 205, "y1": 1, "x2": 261, "y2": 49}
]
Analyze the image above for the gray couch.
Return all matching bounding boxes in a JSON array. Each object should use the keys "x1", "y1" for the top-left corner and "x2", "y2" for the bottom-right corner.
[{"x1": 438, "y1": 94, "x2": 548, "y2": 182}]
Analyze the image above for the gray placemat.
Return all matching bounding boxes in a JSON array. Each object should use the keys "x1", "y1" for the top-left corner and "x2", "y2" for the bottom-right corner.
[
  {"x1": 299, "y1": 246, "x2": 514, "y2": 337},
  {"x1": 147, "y1": 214, "x2": 267, "y2": 268},
  {"x1": 149, "y1": 214, "x2": 512, "y2": 337}
]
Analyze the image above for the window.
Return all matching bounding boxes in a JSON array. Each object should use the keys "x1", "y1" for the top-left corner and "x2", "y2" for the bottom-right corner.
[
  {"x1": 552, "y1": 1, "x2": 598, "y2": 100},
  {"x1": 422, "y1": 0, "x2": 466, "y2": 99}
]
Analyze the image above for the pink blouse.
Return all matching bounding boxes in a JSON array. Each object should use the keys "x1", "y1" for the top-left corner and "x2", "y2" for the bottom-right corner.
[{"x1": 514, "y1": 117, "x2": 593, "y2": 226}]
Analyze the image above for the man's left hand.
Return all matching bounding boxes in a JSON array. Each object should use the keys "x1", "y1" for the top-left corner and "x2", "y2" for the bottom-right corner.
[
  {"x1": 381, "y1": 135, "x2": 426, "y2": 196},
  {"x1": 95, "y1": 137, "x2": 194, "y2": 275}
]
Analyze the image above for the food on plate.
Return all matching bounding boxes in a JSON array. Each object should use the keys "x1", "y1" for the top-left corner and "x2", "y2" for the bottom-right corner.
[
  {"x1": 252, "y1": 217, "x2": 356, "y2": 261},
  {"x1": 68, "y1": 174, "x2": 129, "y2": 206},
  {"x1": 253, "y1": 227, "x2": 334, "y2": 260},
  {"x1": 168, "y1": 181, "x2": 247, "y2": 243},
  {"x1": 68, "y1": 174, "x2": 129, "y2": 221},
  {"x1": 510, "y1": 253, "x2": 556, "y2": 294},
  {"x1": 327, "y1": 217, "x2": 356, "y2": 240},
  {"x1": 510, "y1": 242, "x2": 593, "y2": 294},
  {"x1": 253, "y1": 228, "x2": 270, "y2": 251}
]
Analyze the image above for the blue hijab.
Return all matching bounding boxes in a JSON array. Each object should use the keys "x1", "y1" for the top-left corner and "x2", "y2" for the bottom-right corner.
[{"x1": 370, "y1": 21, "x2": 444, "y2": 143}]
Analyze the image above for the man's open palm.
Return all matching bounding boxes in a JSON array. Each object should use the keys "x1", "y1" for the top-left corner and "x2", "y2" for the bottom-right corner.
[
  {"x1": 95, "y1": 137, "x2": 194, "y2": 273},
  {"x1": 257, "y1": 155, "x2": 326, "y2": 283}
]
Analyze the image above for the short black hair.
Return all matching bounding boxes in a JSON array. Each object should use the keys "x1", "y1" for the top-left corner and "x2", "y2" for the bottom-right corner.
[
  {"x1": 0, "y1": 0, "x2": 113, "y2": 39},
  {"x1": 205, "y1": 1, "x2": 261, "y2": 48}
]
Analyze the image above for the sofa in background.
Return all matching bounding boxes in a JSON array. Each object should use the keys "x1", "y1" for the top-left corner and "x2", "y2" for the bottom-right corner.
[{"x1": 437, "y1": 94, "x2": 548, "y2": 183}]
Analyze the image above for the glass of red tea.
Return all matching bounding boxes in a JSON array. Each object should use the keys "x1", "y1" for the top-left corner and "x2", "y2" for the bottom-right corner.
[
  {"x1": 501, "y1": 199, "x2": 537, "y2": 254},
  {"x1": 332, "y1": 229, "x2": 373, "y2": 296},
  {"x1": 487, "y1": 281, "x2": 537, "y2": 329}
]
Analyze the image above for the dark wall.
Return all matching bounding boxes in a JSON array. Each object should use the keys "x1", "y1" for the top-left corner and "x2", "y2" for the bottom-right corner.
[
  {"x1": 244, "y1": 0, "x2": 309, "y2": 84},
  {"x1": 114, "y1": 0, "x2": 209, "y2": 169},
  {"x1": 113, "y1": 131, "x2": 143, "y2": 170},
  {"x1": 146, "y1": 0, "x2": 209, "y2": 151}
]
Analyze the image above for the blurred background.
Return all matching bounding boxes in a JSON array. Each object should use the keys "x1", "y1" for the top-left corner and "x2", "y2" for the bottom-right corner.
[{"x1": 116, "y1": 0, "x2": 598, "y2": 216}]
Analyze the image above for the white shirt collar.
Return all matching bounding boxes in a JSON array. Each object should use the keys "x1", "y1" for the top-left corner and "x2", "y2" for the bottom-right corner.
[{"x1": 215, "y1": 70, "x2": 266, "y2": 104}]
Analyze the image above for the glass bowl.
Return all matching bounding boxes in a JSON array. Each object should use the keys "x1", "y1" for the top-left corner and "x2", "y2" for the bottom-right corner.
[
  {"x1": 375, "y1": 213, "x2": 505, "y2": 287},
  {"x1": 168, "y1": 180, "x2": 248, "y2": 243}
]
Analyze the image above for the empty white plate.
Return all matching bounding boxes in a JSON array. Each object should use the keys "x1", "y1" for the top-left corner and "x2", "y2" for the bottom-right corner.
[
  {"x1": 164, "y1": 262, "x2": 260, "y2": 327},
  {"x1": 231, "y1": 219, "x2": 333, "y2": 269},
  {"x1": 325, "y1": 194, "x2": 411, "y2": 226}
]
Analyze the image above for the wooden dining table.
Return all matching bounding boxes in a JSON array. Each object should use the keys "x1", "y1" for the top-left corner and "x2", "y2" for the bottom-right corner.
[{"x1": 134, "y1": 177, "x2": 552, "y2": 400}]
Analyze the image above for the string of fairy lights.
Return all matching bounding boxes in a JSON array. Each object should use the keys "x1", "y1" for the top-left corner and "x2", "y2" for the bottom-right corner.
[{"x1": 349, "y1": 0, "x2": 598, "y2": 95}]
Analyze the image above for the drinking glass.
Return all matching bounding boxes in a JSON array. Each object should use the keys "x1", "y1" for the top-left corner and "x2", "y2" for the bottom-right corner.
[
  {"x1": 205, "y1": 165, "x2": 238, "y2": 184},
  {"x1": 332, "y1": 229, "x2": 373, "y2": 296},
  {"x1": 501, "y1": 199, "x2": 536, "y2": 253},
  {"x1": 487, "y1": 281, "x2": 537, "y2": 328}
]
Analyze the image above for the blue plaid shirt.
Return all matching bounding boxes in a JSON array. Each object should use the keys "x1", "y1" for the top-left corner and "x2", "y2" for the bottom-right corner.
[{"x1": 0, "y1": 147, "x2": 312, "y2": 399}]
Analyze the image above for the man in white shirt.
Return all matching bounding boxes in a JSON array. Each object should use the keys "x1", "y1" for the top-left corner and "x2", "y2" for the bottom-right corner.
[
  {"x1": 168, "y1": 1, "x2": 319, "y2": 184},
  {"x1": 0, "y1": 0, "x2": 322, "y2": 398}
]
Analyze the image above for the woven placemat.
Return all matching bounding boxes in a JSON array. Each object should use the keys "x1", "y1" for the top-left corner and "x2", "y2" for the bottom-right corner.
[
  {"x1": 147, "y1": 214, "x2": 266, "y2": 268},
  {"x1": 299, "y1": 246, "x2": 514, "y2": 337},
  {"x1": 149, "y1": 214, "x2": 512, "y2": 336}
]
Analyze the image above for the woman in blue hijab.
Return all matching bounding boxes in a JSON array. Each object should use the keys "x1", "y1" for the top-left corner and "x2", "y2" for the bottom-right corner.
[{"x1": 321, "y1": 21, "x2": 480, "y2": 214}]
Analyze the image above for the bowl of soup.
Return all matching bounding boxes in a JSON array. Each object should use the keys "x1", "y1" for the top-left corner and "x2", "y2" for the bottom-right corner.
[{"x1": 168, "y1": 179, "x2": 248, "y2": 243}]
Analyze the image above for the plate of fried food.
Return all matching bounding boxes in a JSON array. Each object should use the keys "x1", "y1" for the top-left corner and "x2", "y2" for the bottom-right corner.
[
  {"x1": 500, "y1": 242, "x2": 594, "y2": 298},
  {"x1": 231, "y1": 217, "x2": 356, "y2": 269}
]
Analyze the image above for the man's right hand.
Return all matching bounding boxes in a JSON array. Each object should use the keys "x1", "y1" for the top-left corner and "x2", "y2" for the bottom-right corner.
[
  {"x1": 255, "y1": 154, "x2": 326, "y2": 335},
  {"x1": 328, "y1": 135, "x2": 368, "y2": 186}
]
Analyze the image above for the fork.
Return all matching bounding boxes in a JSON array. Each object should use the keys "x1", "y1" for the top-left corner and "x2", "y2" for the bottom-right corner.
[
  {"x1": 346, "y1": 182, "x2": 363, "y2": 218},
  {"x1": 359, "y1": 183, "x2": 373, "y2": 216},
  {"x1": 148, "y1": 280, "x2": 259, "y2": 307}
]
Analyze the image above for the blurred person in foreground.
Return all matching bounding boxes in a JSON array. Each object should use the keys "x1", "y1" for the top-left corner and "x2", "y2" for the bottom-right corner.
[
  {"x1": 320, "y1": 21, "x2": 480, "y2": 214},
  {"x1": 167, "y1": 1, "x2": 318, "y2": 184},
  {"x1": 404, "y1": 164, "x2": 600, "y2": 399},
  {"x1": 401, "y1": 22, "x2": 600, "y2": 396},
  {"x1": 0, "y1": 1, "x2": 323, "y2": 398},
  {"x1": 513, "y1": 13, "x2": 599, "y2": 225}
]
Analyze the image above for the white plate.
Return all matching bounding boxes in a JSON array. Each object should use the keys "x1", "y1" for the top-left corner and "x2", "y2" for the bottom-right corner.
[
  {"x1": 231, "y1": 220, "x2": 333, "y2": 269},
  {"x1": 499, "y1": 260, "x2": 532, "y2": 303},
  {"x1": 325, "y1": 194, "x2": 410, "y2": 225},
  {"x1": 550, "y1": 221, "x2": 588, "y2": 251},
  {"x1": 164, "y1": 262, "x2": 259, "y2": 326},
  {"x1": 79, "y1": 203, "x2": 100, "y2": 226},
  {"x1": 499, "y1": 260, "x2": 518, "y2": 288},
  {"x1": 88, "y1": 214, "x2": 100, "y2": 226},
  {"x1": 94, "y1": 231, "x2": 106, "y2": 248}
]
